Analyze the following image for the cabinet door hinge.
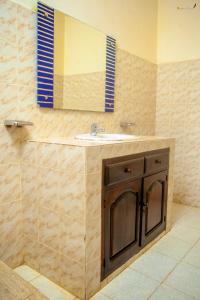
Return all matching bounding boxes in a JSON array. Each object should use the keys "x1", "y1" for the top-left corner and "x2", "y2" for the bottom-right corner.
[{"x1": 166, "y1": 175, "x2": 168, "y2": 181}]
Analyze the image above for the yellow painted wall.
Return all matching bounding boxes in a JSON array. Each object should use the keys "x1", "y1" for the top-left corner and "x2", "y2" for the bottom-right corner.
[
  {"x1": 11, "y1": 0, "x2": 158, "y2": 63},
  {"x1": 64, "y1": 17, "x2": 106, "y2": 75},
  {"x1": 54, "y1": 10, "x2": 65, "y2": 76},
  {"x1": 158, "y1": 0, "x2": 200, "y2": 63}
]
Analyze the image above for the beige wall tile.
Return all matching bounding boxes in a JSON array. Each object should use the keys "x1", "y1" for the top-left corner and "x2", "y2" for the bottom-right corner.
[
  {"x1": 86, "y1": 260, "x2": 101, "y2": 299},
  {"x1": 85, "y1": 147, "x2": 102, "y2": 174},
  {"x1": 38, "y1": 168, "x2": 60, "y2": 212},
  {"x1": 86, "y1": 216, "x2": 101, "y2": 265},
  {"x1": 0, "y1": 127, "x2": 21, "y2": 165},
  {"x1": 18, "y1": 85, "x2": 37, "y2": 124},
  {"x1": 38, "y1": 207, "x2": 61, "y2": 251},
  {"x1": 85, "y1": 173, "x2": 102, "y2": 266},
  {"x1": 0, "y1": 84, "x2": 19, "y2": 120},
  {"x1": 57, "y1": 145, "x2": 85, "y2": 173},
  {"x1": 86, "y1": 173, "x2": 102, "y2": 221},
  {"x1": 38, "y1": 243, "x2": 61, "y2": 286},
  {"x1": 0, "y1": 0, "x2": 17, "y2": 46},
  {"x1": 0, "y1": 40, "x2": 18, "y2": 84},
  {"x1": 23, "y1": 236, "x2": 40, "y2": 272},
  {"x1": 0, "y1": 201, "x2": 23, "y2": 268},
  {"x1": 60, "y1": 255, "x2": 85, "y2": 300},
  {"x1": 0, "y1": 163, "x2": 21, "y2": 205},
  {"x1": 156, "y1": 60, "x2": 200, "y2": 207},
  {"x1": 21, "y1": 165, "x2": 40, "y2": 202},
  {"x1": 36, "y1": 143, "x2": 59, "y2": 170},
  {"x1": 22, "y1": 199, "x2": 38, "y2": 240},
  {"x1": 3, "y1": 235, "x2": 24, "y2": 269},
  {"x1": 20, "y1": 140, "x2": 37, "y2": 166},
  {"x1": 60, "y1": 215, "x2": 85, "y2": 265},
  {"x1": 59, "y1": 170, "x2": 85, "y2": 225}
]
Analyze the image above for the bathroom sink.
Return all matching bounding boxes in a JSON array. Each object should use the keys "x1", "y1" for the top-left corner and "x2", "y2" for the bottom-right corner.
[{"x1": 75, "y1": 133, "x2": 138, "y2": 141}]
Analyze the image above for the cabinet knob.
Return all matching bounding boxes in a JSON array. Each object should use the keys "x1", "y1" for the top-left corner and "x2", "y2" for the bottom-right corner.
[
  {"x1": 124, "y1": 167, "x2": 132, "y2": 173},
  {"x1": 142, "y1": 202, "x2": 149, "y2": 212},
  {"x1": 155, "y1": 159, "x2": 161, "y2": 164}
]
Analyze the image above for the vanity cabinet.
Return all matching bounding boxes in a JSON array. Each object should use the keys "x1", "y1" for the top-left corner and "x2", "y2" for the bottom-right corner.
[{"x1": 102, "y1": 149, "x2": 169, "y2": 279}]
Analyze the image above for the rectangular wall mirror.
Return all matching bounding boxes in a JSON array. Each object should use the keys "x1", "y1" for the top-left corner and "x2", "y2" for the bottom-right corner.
[{"x1": 37, "y1": 2, "x2": 116, "y2": 112}]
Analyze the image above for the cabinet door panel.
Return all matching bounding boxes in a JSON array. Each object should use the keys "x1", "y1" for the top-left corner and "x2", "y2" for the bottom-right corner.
[
  {"x1": 102, "y1": 179, "x2": 141, "y2": 279},
  {"x1": 141, "y1": 171, "x2": 167, "y2": 247},
  {"x1": 146, "y1": 180, "x2": 163, "y2": 233},
  {"x1": 110, "y1": 191, "x2": 137, "y2": 257}
]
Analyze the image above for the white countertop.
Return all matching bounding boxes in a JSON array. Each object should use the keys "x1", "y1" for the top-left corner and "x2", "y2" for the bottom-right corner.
[{"x1": 27, "y1": 135, "x2": 175, "y2": 147}]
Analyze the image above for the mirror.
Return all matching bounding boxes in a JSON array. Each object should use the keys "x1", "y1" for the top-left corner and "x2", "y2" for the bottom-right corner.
[{"x1": 37, "y1": 2, "x2": 116, "y2": 112}]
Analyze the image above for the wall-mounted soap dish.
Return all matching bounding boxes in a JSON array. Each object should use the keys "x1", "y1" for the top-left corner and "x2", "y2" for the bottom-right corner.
[{"x1": 4, "y1": 120, "x2": 33, "y2": 127}]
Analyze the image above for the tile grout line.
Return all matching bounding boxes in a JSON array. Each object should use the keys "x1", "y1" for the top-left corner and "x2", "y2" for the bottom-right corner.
[
  {"x1": 29, "y1": 274, "x2": 41, "y2": 283},
  {"x1": 15, "y1": 265, "x2": 76, "y2": 300},
  {"x1": 149, "y1": 236, "x2": 200, "y2": 300}
]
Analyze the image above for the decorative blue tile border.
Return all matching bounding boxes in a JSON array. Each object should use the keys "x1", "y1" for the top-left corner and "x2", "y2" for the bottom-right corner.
[
  {"x1": 37, "y1": 2, "x2": 54, "y2": 108},
  {"x1": 105, "y1": 36, "x2": 116, "y2": 112}
]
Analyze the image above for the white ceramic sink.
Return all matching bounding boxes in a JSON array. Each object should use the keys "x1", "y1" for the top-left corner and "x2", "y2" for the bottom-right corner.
[{"x1": 75, "y1": 133, "x2": 138, "y2": 141}]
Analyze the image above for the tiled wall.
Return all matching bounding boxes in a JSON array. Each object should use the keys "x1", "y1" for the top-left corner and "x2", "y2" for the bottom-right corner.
[
  {"x1": 156, "y1": 60, "x2": 200, "y2": 207},
  {"x1": 0, "y1": 127, "x2": 23, "y2": 269},
  {"x1": 0, "y1": 0, "x2": 155, "y2": 262},
  {"x1": 0, "y1": 0, "x2": 156, "y2": 270},
  {"x1": 21, "y1": 142, "x2": 86, "y2": 298},
  {"x1": 54, "y1": 72, "x2": 105, "y2": 112},
  {"x1": 0, "y1": 0, "x2": 26, "y2": 269},
  {"x1": 1, "y1": 0, "x2": 157, "y2": 141},
  {"x1": 63, "y1": 72, "x2": 105, "y2": 111}
]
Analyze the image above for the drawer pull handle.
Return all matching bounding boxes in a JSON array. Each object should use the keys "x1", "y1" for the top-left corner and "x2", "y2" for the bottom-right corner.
[
  {"x1": 124, "y1": 167, "x2": 132, "y2": 173},
  {"x1": 155, "y1": 159, "x2": 162, "y2": 164}
]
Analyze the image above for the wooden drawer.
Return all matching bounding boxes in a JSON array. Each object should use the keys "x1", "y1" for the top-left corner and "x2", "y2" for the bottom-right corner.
[
  {"x1": 145, "y1": 152, "x2": 169, "y2": 174},
  {"x1": 105, "y1": 157, "x2": 144, "y2": 185}
]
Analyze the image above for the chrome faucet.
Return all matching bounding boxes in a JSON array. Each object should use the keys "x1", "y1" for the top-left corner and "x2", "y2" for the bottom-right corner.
[{"x1": 90, "y1": 123, "x2": 105, "y2": 136}]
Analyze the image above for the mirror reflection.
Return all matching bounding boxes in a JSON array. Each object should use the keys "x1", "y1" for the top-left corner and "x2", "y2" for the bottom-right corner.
[
  {"x1": 54, "y1": 11, "x2": 107, "y2": 111},
  {"x1": 37, "y1": 2, "x2": 116, "y2": 112}
]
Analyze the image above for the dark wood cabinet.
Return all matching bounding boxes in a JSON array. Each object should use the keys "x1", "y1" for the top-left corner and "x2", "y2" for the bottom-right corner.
[
  {"x1": 103, "y1": 179, "x2": 141, "y2": 277},
  {"x1": 102, "y1": 149, "x2": 169, "y2": 279},
  {"x1": 141, "y1": 171, "x2": 168, "y2": 247}
]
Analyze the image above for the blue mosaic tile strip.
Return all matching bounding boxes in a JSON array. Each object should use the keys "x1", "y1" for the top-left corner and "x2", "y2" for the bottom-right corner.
[
  {"x1": 105, "y1": 36, "x2": 116, "y2": 112},
  {"x1": 37, "y1": 2, "x2": 54, "y2": 108}
]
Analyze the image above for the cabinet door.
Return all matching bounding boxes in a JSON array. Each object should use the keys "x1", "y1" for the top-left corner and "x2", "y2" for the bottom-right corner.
[
  {"x1": 141, "y1": 171, "x2": 168, "y2": 247},
  {"x1": 102, "y1": 179, "x2": 141, "y2": 279}
]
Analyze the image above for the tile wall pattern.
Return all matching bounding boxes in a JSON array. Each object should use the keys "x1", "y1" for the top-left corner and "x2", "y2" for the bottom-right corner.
[
  {"x1": 0, "y1": 0, "x2": 157, "y2": 276},
  {"x1": 0, "y1": 0, "x2": 155, "y2": 266},
  {"x1": 1, "y1": 0, "x2": 157, "y2": 141},
  {"x1": 20, "y1": 142, "x2": 86, "y2": 299},
  {"x1": 54, "y1": 72, "x2": 105, "y2": 112},
  {"x1": 156, "y1": 60, "x2": 200, "y2": 207}
]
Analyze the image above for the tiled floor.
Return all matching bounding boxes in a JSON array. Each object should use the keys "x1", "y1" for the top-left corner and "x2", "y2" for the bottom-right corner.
[
  {"x1": 14, "y1": 203, "x2": 200, "y2": 300},
  {"x1": 14, "y1": 265, "x2": 75, "y2": 300}
]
